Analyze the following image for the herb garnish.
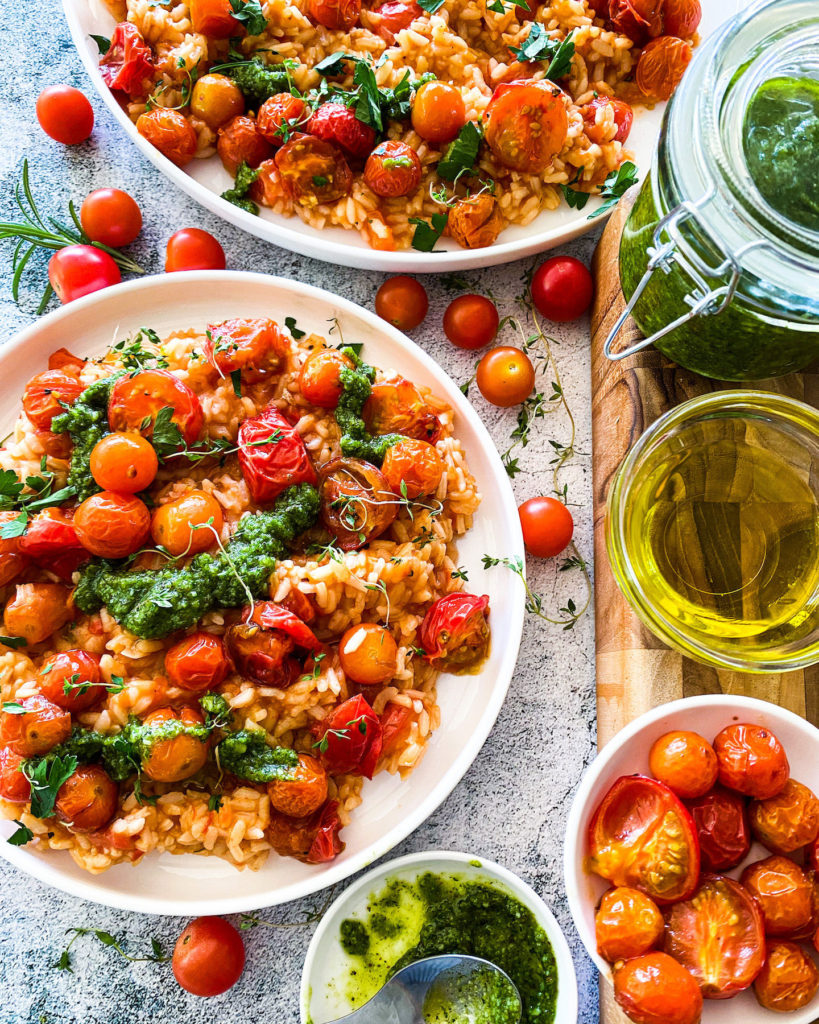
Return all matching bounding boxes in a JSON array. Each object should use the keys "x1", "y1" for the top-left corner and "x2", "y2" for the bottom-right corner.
[
  {"x1": 410, "y1": 212, "x2": 449, "y2": 252},
  {"x1": 53, "y1": 929, "x2": 169, "y2": 973},
  {"x1": 510, "y1": 25, "x2": 575, "y2": 80},
  {"x1": 437, "y1": 121, "x2": 483, "y2": 182},
  {"x1": 23, "y1": 754, "x2": 78, "y2": 819},
  {"x1": 90, "y1": 34, "x2": 111, "y2": 54},
  {"x1": 228, "y1": 0, "x2": 268, "y2": 35},
  {"x1": 589, "y1": 161, "x2": 639, "y2": 219},
  {"x1": 285, "y1": 316, "x2": 306, "y2": 339},
  {"x1": 7, "y1": 820, "x2": 34, "y2": 846}
]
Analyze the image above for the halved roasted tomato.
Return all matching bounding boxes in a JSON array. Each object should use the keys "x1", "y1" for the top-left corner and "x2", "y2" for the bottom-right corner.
[{"x1": 587, "y1": 774, "x2": 700, "y2": 904}]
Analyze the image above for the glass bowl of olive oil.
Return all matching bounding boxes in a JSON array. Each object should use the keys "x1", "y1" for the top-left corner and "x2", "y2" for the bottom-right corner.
[{"x1": 607, "y1": 391, "x2": 819, "y2": 672}]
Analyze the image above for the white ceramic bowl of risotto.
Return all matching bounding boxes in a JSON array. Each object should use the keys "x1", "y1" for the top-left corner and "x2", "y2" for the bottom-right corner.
[{"x1": 0, "y1": 270, "x2": 525, "y2": 915}]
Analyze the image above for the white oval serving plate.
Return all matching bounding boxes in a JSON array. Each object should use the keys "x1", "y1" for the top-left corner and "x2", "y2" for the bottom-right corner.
[{"x1": 0, "y1": 271, "x2": 525, "y2": 915}]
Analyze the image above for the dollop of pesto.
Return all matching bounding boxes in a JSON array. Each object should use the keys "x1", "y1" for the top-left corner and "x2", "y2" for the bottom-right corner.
[
  {"x1": 75, "y1": 483, "x2": 320, "y2": 638},
  {"x1": 222, "y1": 57, "x2": 292, "y2": 108},
  {"x1": 51, "y1": 374, "x2": 122, "y2": 501},
  {"x1": 216, "y1": 729, "x2": 299, "y2": 782},
  {"x1": 340, "y1": 919, "x2": 370, "y2": 957},
  {"x1": 335, "y1": 349, "x2": 402, "y2": 464},
  {"x1": 221, "y1": 161, "x2": 260, "y2": 216}
]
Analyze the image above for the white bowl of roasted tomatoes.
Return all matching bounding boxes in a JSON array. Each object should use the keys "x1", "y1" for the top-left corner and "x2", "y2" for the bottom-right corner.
[{"x1": 564, "y1": 695, "x2": 819, "y2": 1024}]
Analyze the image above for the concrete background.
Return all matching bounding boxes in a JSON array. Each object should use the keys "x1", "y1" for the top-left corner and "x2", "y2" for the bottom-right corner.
[{"x1": 0, "y1": 4, "x2": 600, "y2": 1021}]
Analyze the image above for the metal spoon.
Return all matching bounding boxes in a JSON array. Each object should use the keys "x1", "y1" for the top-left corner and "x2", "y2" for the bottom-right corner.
[{"x1": 327, "y1": 954, "x2": 522, "y2": 1024}]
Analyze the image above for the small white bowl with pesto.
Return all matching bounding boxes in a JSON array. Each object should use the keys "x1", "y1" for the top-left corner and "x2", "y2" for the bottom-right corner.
[{"x1": 300, "y1": 850, "x2": 578, "y2": 1024}]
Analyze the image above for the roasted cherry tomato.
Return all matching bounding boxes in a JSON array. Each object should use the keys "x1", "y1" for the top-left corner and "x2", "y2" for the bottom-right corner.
[
  {"x1": 309, "y1": 0, "x2": 361, "y2": 30},
  {"x1": 419, "y1": 593, "x2": 490, "y2": 673},
  {"x1": 636, "y1": 36, "x2": 693, "y2": 101},
  {"x1": 108, "y1": 368, "x2": 204, "y2": 446},
  {"x1": 165, "y1": 228, "x2": 226, "y2": 272},
  {"x1": 443, "y1": 294, "x2": 499, "y2": 350},
  {"x1": 48, "y1": 245, "x2": 121, "y2": 304},
  {"x1": 257, "y1": 93, "x2": 309, "y2": 145},
  {"x1": 587, "y1": 775, "x2": 700, "y2": 904},
  {"x1": 448, "y1": 194, "x2": 503, "y2": 250},
  {"x1": 374, "y1": 0, "x2": 422, "y2": 43},
  {"x1": 648, "y1": 730, "x2": 718, "y2": 799},
  {"x1": 364, "y1": 141, "x2": 422, "y2": 198},
  {"x1": 48, "y1": 347, "x2": 86, "y2": 375},
  {"x1": 754, "y1": 941, "x2": 819, "y2": 1012},
  {"x1": 476, "y1": 347, "x2": 535, "y2": 407},
  {"x1": 741, "y1": 856, "x2": 813, "y2": 937},
  {"x1": 18, "y1": 508, "x2": 80, "y2": 560},
  {"x1": 227, "y1": 601, "x2": 320, "y2": 687},
  {"x1": 204, "y1": 316, "x2": 288, "y2": 380},
  {"x1": 267, "y1": 753, "x2": 328, "y2": 818},
  {"x1": 151, "y1": 490, "x2": 224, "y2": 557},
  {"x1": 36, "y1": 85, "x2": 94, "y2": 145},
  {"x1": 613, "y1": 952, "x2": 703, "y2": 1024},
  {"x1": 318, "y1": 457, "x2": 398, "y2": 550},
  {"x1": 217, "y1": 115, "x2": 273, "y2": 176},
  {"x1": 55, "y1": 764, "x2": 118, "y2": 832},
  {"x1": 750, "y1": 778, "x2": 819, "y2": 854},
  {"x1": 381, "y1": 438, "x2": 445, "y2": 499},
  {"x1": 90, "y1": 432, "x2": 158, "y2": 492},
  {"x1": 99, "y1": 22, "x2": 153, "y2": 98},
  {"x1": 0, "y1": 747, "x2": 31, "y2": 803},
  {"x1": 190, "y1": 73, "x2": 245, "y2": 129},
  {"x1": 583, "y1": 96, "x2": 634, "y2": 145},
  {"x1": 411, "y1": 81, "x2": 466, "y2": 145},
  {"x1": 662, "y1": 0, "x2": 701, "y2": 38},
  {"x1": 518, "y1": 496, "x2": 574, "y2": 558},
  {"x1": 363, "y1": 379, "x2": 441, "y2": 442},
  {"x1": 0, "y1": 694, "x2": 71, "y2": 757},
  {"x1": 276, "y1": 587, "x2": 318, "y2": 624},
  {"x1": 531, "y1": 256, "x2": 594, "y2": 323},
  {"x1": 248, "y1": 159, "x2": 285, "y2": 208},
  {"x1": 595, "y1": 886, "x2": 664, "y2": 963},
  {"x1": 686, "y1": 785, "x2": 751, "y2": 872},
  {"x1": 173, "y1": 916, "x2": 246, "y2": 997},
  {"x1": 339, "y1": 623, "x2": 398, "y2": 686},
  {"x1": 80, "y1": 188, "x2": 142, "y2": 248},
  {"x1": 810, "y1": 834, "x2": 819, "y2": 875},
  {"x1": 189, "y1": 0, "x2": 242, "y2": 36},
  {"x1": 165, "y1": 632, "x2": 230, "y2": 694},
  {"x1": 275, "y1": 134, "x2": 353, "y2": 205},
  {"x1": 74, "y1": 491, "x2": 151, "y2": 559},
  {"x1": 141, "y1": 706, "x2": 209, "y2": 783},
  {"x1": 308, "y1": 103, "x2": 376, "y2": 159},
  {"x1": 374, "y1": 276, "x2": 429, "y2": 331},
  {"x1": 359, "y1": 210, "x2": 397, "y2": 251},
  {"x1": 22, "y1": 369, "x2": 84, "y2": 431},
  {"x1": 484, "y1": 80, "x2": 568, "y2": 173},
  {"x1": 3, "y1": 583, "x2": 74, "y2": 645},
  {"x1": 299, "y1": 349, "x2": 354, "y2": 409},
  {"x1": 609, "y1": 0, "x2": 663, "y2": 44},
  {"x1": 0, "y1": 512, "x2": 28, "y2": 589},
  {"x1": 38, "y1": 649, "x2": 105, "y2": 714},
  {"x1": 713, "y1": 723, "x2": 789, "y2": 799},
  {"x1": 380, "y1": 702, "x2": 413, "y2": 758},
  {"x1": 314, "y1": 694, "x2": 382, "y2": 778},
  {"x1": 136, "y1": 109, "x2": 198, "y2": 167},
  {"x1": 665, "y1": 874, "x2": 766, "y2": 999},
  {"x1": 268, "y1": 799, "x2": 344, "y2": 863},
  {"x1": 238, "y1": 405, "x2": 317, "y2": 504},
  {"x1": 35, "y1": 428, "x2": 73, "y2": 462}
]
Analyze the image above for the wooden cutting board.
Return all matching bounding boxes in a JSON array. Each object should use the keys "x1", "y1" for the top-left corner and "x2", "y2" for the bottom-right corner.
[{"x1": 589, "y1": 191, "x2": 819, "y2": 1023}]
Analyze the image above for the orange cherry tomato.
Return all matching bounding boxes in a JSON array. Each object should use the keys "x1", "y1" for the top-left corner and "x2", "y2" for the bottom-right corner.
[
  {"x1": 299, "y1": 349, "x2": 354, "y2": 409},
  {"x1": 665, "y1": 875, "x2": 766, "y2": 999},
  {"x1": 0, "y1": 512, "x2": 28, "y2": 588},
  {"x1": 190, "y1": 73, "x2": 245, "y2": 129},
  {"x1": 0, "y1": 747, "x2": 31, "y2": 803},
  {"x1": 381, "y1": 438, "x2": 445, "y2": 499},
  {"x1": 374, "y1": 276, "x2": 429, "y2": 331},
  {"x1": 339, "y1": 622, "x2": 398, "y2": 685},
  {"x1": 257, "y1": 93, "x2": 310, "y2": 145},
  {"x1": 613, "y1": 952, "x2": 703, "y2": 1024},
  {"x1": 595, "y1": 886, "x2": 664, "y2": 963},
  {"x1": 443, "y1": 294, "x2": 499, "y2": 350},
  {"x1": 636, "y1": 36, "x2": 693, "y2": 101},
  {"x1": 164, "y1": 632, "x2": 230, "y2": 694},
  {"x1": 309, "y1": 0, "x2": 361, "y2": 29},
  {"x1": 448, "y1": 194, "x2": 503, "y2": 250},
  {"x1": 363, "y1": 379, "x2": 441, "y2": 443},
  {"x1": 141, "y1": 706, "x2": 209, "y2": 783},
  {"x1": 713, "y1": 722, "x2": 790, "y2": 799},
  {"x1": 23, "y1": 369, "x2": 85, "y2": 431},
  {"x1": 204, "y1": 317, "x2": 289, "y2": 380},
  {"x1": 754, "y1": 941, "x2": 819, "y2": 1012},
  {"x1": 151, "y1": 490, "x2": 224, "y2": 557},
  {"x1": 80, "y1": 188, "x2": 142, "y2": 248},
  {"x1": 749, "y1": 778, "x2": 819, "y2": 854},
  {"x1": 189, "y1": 0, "x2": 242, "y2": 36},
  {"x1": 173, "y1": 917, "x2": 246, "y2": 997},
  {"x1": 662, "y1": 0, "x2": 701, "y2": 38},
  {"x1": 275, "y1": 134, "x2": 353, "y2": 205},
  {"x1": 518, "y1": 496, "x2": 574, "y2": 558},
  {"x1": 38, "y1": 649, "x2": 105, "y2": 714},
  {"x1": 686, "y1": 785, "x2": 751, "y2": 872},
  {"x1": 588, "y1": 775, "x2": 700, "y2": 904},
  {"x1": 267, "y1": 753, "x2": 328, "y2": 818},
  {"x1": 136, "y1": 108, "x2": 198, "y2": 167},
  {"x1": 411, "y1": 81, "x2": 466, "y2": 145},
  {"x1": 108, "y1": 369, "x2": 204, "y2": 446},
  {"x1": 217, "y1": 115, "x2": 273, "y2": 176},
  {"x1": 364, "y1": 141, "x2": 422, "y2": 199},
  {"x1": 476, "y1": 347, "x2": 535, "y2": 407},
  {"x1": 36, "y1": 85, "x2": 94, "y2": 145},
  {"x1": 165, "y1": 228, "x2": 226, "y2": 272},
  {"x1": 90, "y1": 432, "x2": 158, "y2": 492},
  {"x1": 648, "y1": 730, "x2": 718, "y2": 799},
  {"x1": 0, "y1": 694, "x2": 71, "y2": 757},
  {"x1": 55, "y1": 764, "x2": 119, "y2": 832},
  {"x1": 74, "y1": 491, "x2": 151, "y2": 558},
  {"x1": 3, "y1": 583, "x2": 74, "y2": 645},
  {"x1": 741, "y1": 856, "x2": 813, "y2": 937},
  {"x1": 484, "y1": 80, "x2": 568, "y2": 174}
]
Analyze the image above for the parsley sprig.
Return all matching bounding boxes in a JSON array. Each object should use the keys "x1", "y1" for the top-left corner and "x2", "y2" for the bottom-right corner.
[
  {"x1": 561, "y1": 160, "x2": 639, "y2": 220},
  {"x1": 510, "y1": 26, "x2": 576, "y2": 80}
]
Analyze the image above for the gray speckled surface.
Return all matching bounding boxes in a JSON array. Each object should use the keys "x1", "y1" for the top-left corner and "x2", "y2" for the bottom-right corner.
[{"x1": 0, "y1": 4, "x2": 600, "y2": 1021}]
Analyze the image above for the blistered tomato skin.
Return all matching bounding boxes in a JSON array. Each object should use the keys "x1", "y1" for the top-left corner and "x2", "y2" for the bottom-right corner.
[
  {"x1": 164, "y1": 632, "x2": 230, "y2": 693},
  {"x1": 686, "y1": 785, "x2": 751, "y2": 871},
  {"x1": 238, "y1": 406, "x2": 317, "y2": 504},
  {"x1": 418, "y1": 593, "x2": 491, "y2": 673},
  {"x1": 309, "y1": 0, "x2": 361, "y2": 30},
  {"x1": 90, "y1": 432, "x2": 158, "y2": 493},
  {"x1": 0, "y1": 694, "x2": 72, "y2": 758},
  {"x1": 318, "y1": 458, "x2": 397, "y2": 550},
  {"x1": 381, "y1": 438, "x2": 445, "y2": 499},
  {"x1": 275, "y1": 134, "x2": 353, "y2": 205},
  {"x1": 583, "y1": 96, "x2": 634, "y2": 144},
  {"x1": 648, "y1": 730, "x2": 718, "y2": 799},
  {"x1": 190, "y1": 73, "x2": 245, "y2": 129},
  {"x1": 3, "y1": 583, "x2": 75, "y2": 646},
  {"x1": 268, "y1": 799, "x2": 344, "y2": 863},
  {"x1": 741, "y1": 856, "x2": 813, "y2": 937},
  {"x1": 339, "y1": 623, "x2": 399, "y2": 686},
  {"x1": 363, "y1": 379, "x2": 441, "y2": 442},
  {"x1": 484, "y1": 81, "x2": 568, "y2": 174},
  {"x1": 141, "y1": 707, "x2": 209, "y2": 783},
  {"x1": 313, "y1": 694, "x2": 382, "y2": 778},
  {"x1": 754, "y1": 941, "x2": 819, "y2": 1012},
  {"x1": 636, "y1": 36, "x2": 693, "y2": 101},
  {"x1": 308, "y1": 103, "x2": 376, "y2": 158},
  {"x1": 216, "y1": 115, "x2": 273, "y2": 176},
  {"x1": 258, "y1": 93, "x2": 309, "y2": 145},
  {"x1": 205, "y1": 317, "x2": 288, "y2": 379},
  {"x1": 38, "y1": 649, "x2": 105, "y2": 714},
  {"x1": 364, "y1": 141, "x2": 422, "y2": 198},
  {"x1": 0, "y1": 747, "x2": 32, "y2": 803},
  {"x1": 23, "y1": 370, "x2": 85, "y2": 431},
  {"x1": 299, "y1": 349, "x2": 354, "y2": 409},
  {"x1": 749, "y1": 778, "x2": 819, "y2": 854},
  {"x1": 136, "y1": 109, "x2": 197, "y2": 167},
  {"x1": 74, "y1": 491, "x2": 151, "y2": 559},
  {"x1": 151, "y1": 490, "x2": 224, "y2": 557},
  {"x1": 713, "y1": 723, "x2": 790, "y2": 799},
  {"x1": 108, "y1": 369, "x2": 204, "y2": 446},
  {"x1": 267, "y1": 753, "x2": 328, "y2": 818},
  {"x1": 55, "y1": 764, "x2": 119, "y2": 833},
  {"x1": 448, "y1": 194, "x2": 504, "y2": 250},
  {"x1": 613, "y1": 952, "x2": 703, "y2": 1024},
  {"x1": 595, "y1": 887, "x2": 664, "y2": 963}
]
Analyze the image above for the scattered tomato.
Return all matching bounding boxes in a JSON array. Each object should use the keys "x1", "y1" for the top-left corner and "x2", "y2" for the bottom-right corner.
[
  {"x1": 108, "y1": 368, "x2": 204, "y2": 445},
  {"x1": 374, "y1": 276, "x2": 429, "y2": 331},
  {"x1": 686, "y1": 785, "x2": 751, "y2": 872},
  {"x1": 23, "y1": 369, "x2": 84, "y2": 431},
  {"x1": 443, "y1": 294, "x2": 499, "y2": 350},
  {"x1": 36, "y1": 85, "x2": 94, "y2": 145},
  {"x1": 74, "y1": 491, "x2": 151, "y2": 558},
  {"x1": 484, "y1": 80, "x2": 568, "y2": 174},
  {"x1": 363, "y1": 378, "x2": 441, "y2": 442},
  {"x1": 238, "y1": 405, "x2": 317, "y2": 504},
  {"x1": 741, "y1": 856, "x2": 813, "y2": 937},
  {"x1": 531, "y1": 256, "x2": 594, "y2": 323},
  {"x1": 136, "y1": 108, "x2": 198, "y2": 167},
  {"x1": 299, "y1": 349, "x2": 354, "y2": 409},
  {"x1": 595, "y1": 887, "x2": 664, "y2": 963},
  {"x1": 165, "y1": 228, "x2": 226, "y2": 272},
  {"x1": 613, "y1": 952, "x2": 703, "y2": 1024},
  {"x1": 411, "y1": 82, "x2": 467, "y2": 145},
  {"x1": 308, "y1": 102, "x2": 376, "y2": 158},
  {"x1": 419, "y1": 593, "x2": 491, "y2": 673},
  {"x1": 48, "y1": 245, "x2": 121, "y2": 304},
  {"x1": 749, "y1": 778, "x2": 819, "y2": 854},
  {"x1": 713, "y1": 722, "x2": 789, "y2": 799},
  {"x1": 39, "y1": 649, "x2": 105, "y2": 714},
  {"x1": 99, "y1": 22, "x2": 153, "y2": 99},
  {"x1": 0, "y1": 747, "x2": 31, "y2": 803},
  {"x1": 173, "y1": 916, "x2": 246, "y2": 997},
  {"x1": 364, "y1": 140, "x2": 422, "y2": 198},
  {"x1": 267, "y1": 753, "x2": 328, "y2": 818},
  {"x1": 636, "y1": 36, "x2": 693, "y2": 101},
  {"x1": 190, "y1": 73, "x2": 245, "y2": 129},
  {"x1": 648, "y1": 730, "x2": 718, "y2": 799},
  {"x1": 314, "y1": 694, "x2": 382, "y2": 778},
  {"x1": 309, "y1": 0, "x2": 361, "y2": 30},
  {"x1": 754, "y1": 941, "x2": 819, "y2": 1012},
  {"x1": 55, "y1": 764, "x2": 118, "y2": 833},
  {"x1": 141, "y1": 706, "x2": 209, "y2": 783},
  {"x1": 518, "y1": 496, "x2": 574, "y2": 558},
  {"x1": 165, "y1": 632, "x2": 230, "y2": 694},
  {"x1": 151, "y1": 490, "x2": 224, "y2": 557},
  {"x1": 381, "y1": 437, "x2": 445, "y2": 499},
  {"x1": 217, "y1": 114, "x2": 273, "y2": 175},
  {"x1": 90, "y1": 432, "x2": 158, "y2": 492},
  {"x1": 0, "y1": 694, "x2": 71, "y2": 757},
  {"x1": 476, "y1": 346, "x2": 535, "y2": 407},
  {"x1": 318, "y1": 457, "x2": 397, "y2": 550},
  {"x1": 80, "y1": 188, "x2": 142, "y2": 248},
  {"x1": 339, "y1": 622, "x2": 398, "y2": 686},
  {"x1": 3, "y1": 583, "x2": 74, "y2": 645}
]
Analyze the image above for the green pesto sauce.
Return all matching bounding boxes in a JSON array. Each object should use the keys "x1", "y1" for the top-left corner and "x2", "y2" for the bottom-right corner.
[
  {"x1": 335, "y1": 349, "x2": 403, "y2": 465},
  {"x1": 337, "y1": 873, "x2": 558, "y2": 1024},
  {"x1": 222, "y1": 57, "x2": 291, "y2": 108},
  {"x1": 221, "y1": 161, "x2": 260, "y2": 216},
  {"x1": 423, "y1": 966, "x2": 521, "y2": 1024},
  {"x1": 744, "y1": 77, "x2": 819, "y2": 233},
  {"x1": 216, "y1": 729, "x2": 298, "y2": 782},
  {"x1": 51, "y1": 374, "x2": 122, "y2": 501}
]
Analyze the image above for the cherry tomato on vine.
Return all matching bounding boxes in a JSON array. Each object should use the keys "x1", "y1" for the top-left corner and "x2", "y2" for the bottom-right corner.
[
  {"x1": 36, "y1": 85, "x2": 94, "y2": 145},
  {"x1": 476, "y1": 347, "x2": 535, "y2": 407},
  {"x1": 90, "y1": 432, "x2": 158, "y2": 492},
  {"x1": 530, "y1": 256, "x2": 594, "y2": 323},
  {"x1": 173, "y1": 916, "x2": 246, "y2": 997},
  {"x1": 165, "y1": 228, "x2": 226, "y2": 272},
  {"x1": 375, "y1": 276, "x2": 429, "y2": 331},
  {"x1": 48, "y1": 245, "x2": 121, "y2": 304},
  {"x1": 80, "y1": 188, "x2": 143, "y2": 248},
  {"x1": 443, "y1": 294, "x2": 499, "y2": 350},
  {"x1": 518, "y1": 496, "x2": 573, "y2": 558}
]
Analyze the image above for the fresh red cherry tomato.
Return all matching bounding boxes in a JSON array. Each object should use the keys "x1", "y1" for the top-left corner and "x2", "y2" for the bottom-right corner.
[
  {"x1": 476, "y1": 347, "x2": 535, "y2": 407},
  {"x1": 530, "y1": 256, "x2": 594, "y2": 322},
  {"x1": 443, "y1": 294, "x2": 499, "y2": 350},
  {"x1": 48, "y1": 245, "x2": 121, "y2": 304},
  {"x1": 80, "y1": 188, "x2": 143, "y2": 248},
  {"x1": 375, "y1": 276, "x2": 429, "y2": 331},
  {"x1": 36, "y1": 85, "x2": 94, "y2": 145},
  {"x1": 165, "y1": 228, "x2": 226, "y2": 272},
  {"x1": 313, "y1": 694, "x2": 382, "y2": 778},
  {"x1": 173, "y1": 916, "x2": 246, "y2": 997},
  {"x1": 518, "y1": 496, "x2": 574, "y2": 558}
]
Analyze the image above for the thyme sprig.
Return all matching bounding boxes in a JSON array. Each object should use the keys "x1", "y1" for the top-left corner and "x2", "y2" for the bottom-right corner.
[{"x1": 53, "y1": 928, "x2": 169, "y2": 973}]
